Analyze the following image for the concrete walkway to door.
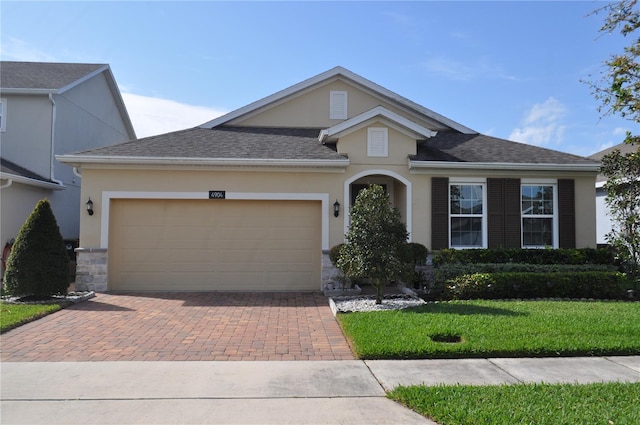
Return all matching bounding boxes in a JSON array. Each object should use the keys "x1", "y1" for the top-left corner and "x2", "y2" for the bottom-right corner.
[{"x1": 0, "y1": 292, "x2": 355, "y2": 362}]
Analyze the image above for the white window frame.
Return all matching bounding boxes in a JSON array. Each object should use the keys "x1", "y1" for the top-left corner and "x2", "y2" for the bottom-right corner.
[
  {"x1": 0, "y1": 98, "x2": 6, "y2": 132},
  {"x1": 329, "y1": 90, "x2": 348, "y2": 119},
  {"x1": 449, "y1": 177, "x2": 487, "y2": 249},
  {"x1": 367, "y1": 127, "x2": 388, "y2": 157},
  {"x1": 521, "y1": 179, "x2": 558, "y2": 248}
]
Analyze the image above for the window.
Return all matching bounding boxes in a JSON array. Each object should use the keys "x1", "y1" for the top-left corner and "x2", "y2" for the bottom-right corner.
[
  {"x1": 521, "y1": 183, "x2": 557, "y2": 248},
  {"x1": 0, "y1": 98, "x2": 6, "y2": 132},
  {"x1": 367, "y1": 127, "x2": 388, "y2": 157},
  {"x1": 449, "y1": 181, "x2": 486, "y2": 248},
  {"x1": 329, "y1": 91, "x2": 347, "y2": 119}
]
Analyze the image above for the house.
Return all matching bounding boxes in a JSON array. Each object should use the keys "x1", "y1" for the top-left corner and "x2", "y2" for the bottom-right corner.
[
  {"x1": 57, "y1": 66, "x2": 600, "y2": 292},
  {"x1": 589, "y1": 142, "x2": 638, "y2": 246},
  {"x1": 0, "y1": 61, "x2": 136, "y2": 270}
]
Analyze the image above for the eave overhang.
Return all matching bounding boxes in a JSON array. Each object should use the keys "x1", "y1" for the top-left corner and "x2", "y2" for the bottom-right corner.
[
  {"x1": 0, "y1": 172, "x2": 65, "y2": 190},
  {"x1": 56, "y1": 154, "x2": 350, "y2": 170},
  {"x1": 409, "y1": 160, "x2": 601, "y2": 173}
]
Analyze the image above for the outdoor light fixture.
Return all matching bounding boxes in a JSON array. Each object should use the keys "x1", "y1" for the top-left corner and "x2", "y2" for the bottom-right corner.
[
  {"x1": 333, "y1": 200, "x2": 340, "y2": 217},
  {"x1": 86, "y1": 198, "x2": 94, "y2": 216}
]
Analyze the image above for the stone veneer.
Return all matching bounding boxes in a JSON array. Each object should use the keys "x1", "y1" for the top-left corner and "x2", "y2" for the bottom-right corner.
[
  {"x1": 321, "y1": 250, "x2": 341, "y2": 287},
  {"x1": 74, "y1": 248, "x2": 108, "y2": 291}
]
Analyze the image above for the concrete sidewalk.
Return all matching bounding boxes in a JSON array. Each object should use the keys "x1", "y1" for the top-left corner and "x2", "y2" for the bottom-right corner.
[{"x1": 2, "y1": 357, "x2": 639, "y2": 425}]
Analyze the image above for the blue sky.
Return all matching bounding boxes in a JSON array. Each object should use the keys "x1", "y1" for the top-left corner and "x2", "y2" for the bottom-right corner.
[{"x1": 2, "y1": 1, "x2": 638, "y2": 157}]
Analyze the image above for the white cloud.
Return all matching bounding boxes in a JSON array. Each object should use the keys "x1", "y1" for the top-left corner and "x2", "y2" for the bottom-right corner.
[
  {"x1": 422, "y1": 56, "x2": 518, "y2": 81},
  {"x1": 509, "y1": 97, "x2": 567, "y2": 147},
  {"x1": 121, "y1": 93, "x2": 227, "y2": 138},
  {"x1": 0, "y1": 37, "x2": 56, "y2": 62}
]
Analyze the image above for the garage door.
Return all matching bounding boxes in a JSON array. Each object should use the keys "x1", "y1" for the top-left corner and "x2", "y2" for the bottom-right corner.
[{"x1": 108, "y1": 199, "x2": 321, "y2": 291}]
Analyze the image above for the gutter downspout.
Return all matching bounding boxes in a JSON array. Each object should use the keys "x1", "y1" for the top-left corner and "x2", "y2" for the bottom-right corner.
[
  {"x1": 0, "y1": 179, "x2": 12, "y2": 189},
  {"x1": 49, "y1": 94, "x2": 64, "y2": 187}
]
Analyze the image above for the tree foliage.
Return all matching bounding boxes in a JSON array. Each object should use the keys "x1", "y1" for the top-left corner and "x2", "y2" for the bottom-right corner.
[
  {"x1": 3, "y1": 199, "x2": 70, "y2": 297},
  {"x1": 336, "y1": 184, "x2": 410, "y2": 304},
  {"x1": 589, "y1": 0, "x2": 640, "y2": 289}
]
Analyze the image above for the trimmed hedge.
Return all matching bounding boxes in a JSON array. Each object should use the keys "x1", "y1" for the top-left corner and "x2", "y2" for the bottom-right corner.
[
  {"x1": 433, "y1": 248, "x2": 614, "y2": 267},
  {"x1": 443, "y1": 271, "x2": 628, "y2": 300},
  {"x1": 433, "y1": 263, "x2": 617, "y2": 288}
]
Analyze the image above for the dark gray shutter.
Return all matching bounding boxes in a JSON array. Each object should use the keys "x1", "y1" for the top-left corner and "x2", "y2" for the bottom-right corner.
[
  {"x1": 432, "y1": 177, "x2": 449, "y2": 250},
  {"x1": 558, "y1": 179, "x2": 576, "y2": 248},
  {"x1": 504, "y1": 178, "x2": 522, "y2": 248},
  {"x1": 488, "y1": 178, "x2": 505, "y2": 248},
  {"x1": 487, "y1": 178, "x2": 521, "y2": 248}
]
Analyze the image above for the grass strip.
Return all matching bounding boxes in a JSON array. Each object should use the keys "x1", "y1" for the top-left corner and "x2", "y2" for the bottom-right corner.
[
  {"x1": 0, "y1": 303, "x2": 61, "y2": 333},
  {"x1": 388, "y1": 382, "x2": 640, "y2": 425},
  {"x1": 337, "y1": 300, "x2": 640, "y2": 359}
]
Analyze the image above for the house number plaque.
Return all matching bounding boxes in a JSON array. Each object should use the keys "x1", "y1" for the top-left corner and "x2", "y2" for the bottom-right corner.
[{"x1": 208, "y1": 191, "x2": 226, "y2": 199}]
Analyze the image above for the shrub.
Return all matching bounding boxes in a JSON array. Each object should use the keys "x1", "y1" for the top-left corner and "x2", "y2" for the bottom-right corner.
[
  {"x1": 443, "y1": 271, "x2": 628, "y2": 300},
  {"x1": 329, "y1": 243, "x2": 344, "y2": 265},
  {"x1": 3, "y1": 199, "x2": 70, "y2": 297},
  {"x1": 404, "y1": 242, "x2": 429, "y2": 266},
  {"x1": 432, "y1": 248, "x2": 615, "y2": 267},
  {"x1": 433, "y1": 263, "x2": 617, "y2": 289}
]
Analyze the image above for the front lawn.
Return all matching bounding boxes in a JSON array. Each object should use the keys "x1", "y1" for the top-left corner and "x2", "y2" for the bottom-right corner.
[
  {"x1": 337, "y1": 300, "x2": 640, "y2": 359},
  {"x1": 0, "y1": 303, "x2": 61, "y2": 333},
  {"x1": 388, "y1": 381, "x2": 640, "y2": 425}
]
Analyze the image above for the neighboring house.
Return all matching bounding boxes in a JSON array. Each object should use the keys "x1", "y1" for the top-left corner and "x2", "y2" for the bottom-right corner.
[
  {"x1": 57, "y1": 66, "x2": 600, "y2": 292},
  {"x1": 0, "y1": 61, "x2": 136, "y2": 266},
  {"x1": 589, "y1": 142, "x2": 638, "y2": 246}
]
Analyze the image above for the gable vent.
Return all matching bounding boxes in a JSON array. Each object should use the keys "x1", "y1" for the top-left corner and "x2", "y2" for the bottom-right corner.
[
  {"x1": 330, "y1": 91, "x2": 348, "y2": 119},
  {"x1": 368, "y1": 127, "x2": 388, "y2": 157}
]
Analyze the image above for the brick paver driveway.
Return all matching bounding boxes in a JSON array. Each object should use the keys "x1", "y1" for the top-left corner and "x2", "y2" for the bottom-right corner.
[{"x1": 0, "y1": 292, "x2": 355, "y2": 361}]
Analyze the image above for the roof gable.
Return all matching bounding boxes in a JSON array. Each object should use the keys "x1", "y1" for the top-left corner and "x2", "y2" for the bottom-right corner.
[
  {"x1": 199, "y1": 66, "x2": 475, "y2": 134},
  {"x1": 318, "y1": 106, "x2": 437, "y2": 142},
  {"x1": 1, "y1": 61, "x2": 136, "y2": 140}
]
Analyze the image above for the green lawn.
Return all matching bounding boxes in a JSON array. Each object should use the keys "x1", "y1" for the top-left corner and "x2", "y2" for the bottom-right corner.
[
  {"x1": 389, "y1": 382, "x2": 640, "y2": 425},
  {"x1": 337, "y1": 300, "x2": 640, "y2": 359},
  {"x1": 0, "y1": 303, "x2": 61, "y2": 333}
]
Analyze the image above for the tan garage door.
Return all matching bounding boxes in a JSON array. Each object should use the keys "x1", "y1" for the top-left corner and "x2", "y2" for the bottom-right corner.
[{"x1": 108, "y1": 199, "x2": 321, "y2": 291}]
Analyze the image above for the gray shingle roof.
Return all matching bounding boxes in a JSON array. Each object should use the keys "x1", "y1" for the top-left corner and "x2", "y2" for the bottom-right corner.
[
  {"x1": 68, "y1": 126, "x2": 599, "y2": 166},
  {"x1": 1, "y1": 158, "x2": 53, "y2": 183},
  {"x1": 0, "y1": 61, "x2": 106, "y2": 91},
  {"x1": 72, "y1": 126, "x2": 347, "y2": 161},
  {"x1": 413, "y1": 132, "x2": 600, "y2": 165}
]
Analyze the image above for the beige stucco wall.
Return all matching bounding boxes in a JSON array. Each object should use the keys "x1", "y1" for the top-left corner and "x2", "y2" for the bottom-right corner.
[
  {"x1": 79, "y1": 164, "x2": 597, "y2": 254},
  {"x1": 230, "y1": 79, "x2": 447, "y2": 131}
]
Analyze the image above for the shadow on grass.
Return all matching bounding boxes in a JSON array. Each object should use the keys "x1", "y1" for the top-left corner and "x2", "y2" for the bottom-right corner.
[{"x1": 403, "y1": 303, "x2": 527, "y2": 316}]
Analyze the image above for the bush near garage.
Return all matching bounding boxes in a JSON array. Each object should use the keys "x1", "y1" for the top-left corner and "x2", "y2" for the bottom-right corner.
[
  {"x1": 443, "y1": 271, "x2": 628, "y2": 300},
  {"x1": 3, "y1": 199, "x2": 69, "y2": 298}
]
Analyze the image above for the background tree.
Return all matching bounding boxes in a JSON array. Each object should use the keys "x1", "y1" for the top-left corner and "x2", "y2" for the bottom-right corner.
[
  {"x1": 337, "y1": 184, "x2": 410, "y2": 304},
  {"x1": 3, "y1": 199, "x2": 70, "y2": 298},
  {"x1": 588, "y1": 0, "x2": 640, "y2": 291}
]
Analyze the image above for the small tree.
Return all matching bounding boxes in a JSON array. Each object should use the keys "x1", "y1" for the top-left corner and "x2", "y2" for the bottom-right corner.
[
  {"x1": 3, "y1": 199, "x2": 70, "y2": 297},
  {"x1": 587, "y1": 0, "x2": 640, "y2": 291},
  {"x1": 602, "y1": 145, "x2": 640, "y2": 290},
  {"x1": 337, "y1": 184, "x2": 410, "y2": 304}
]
